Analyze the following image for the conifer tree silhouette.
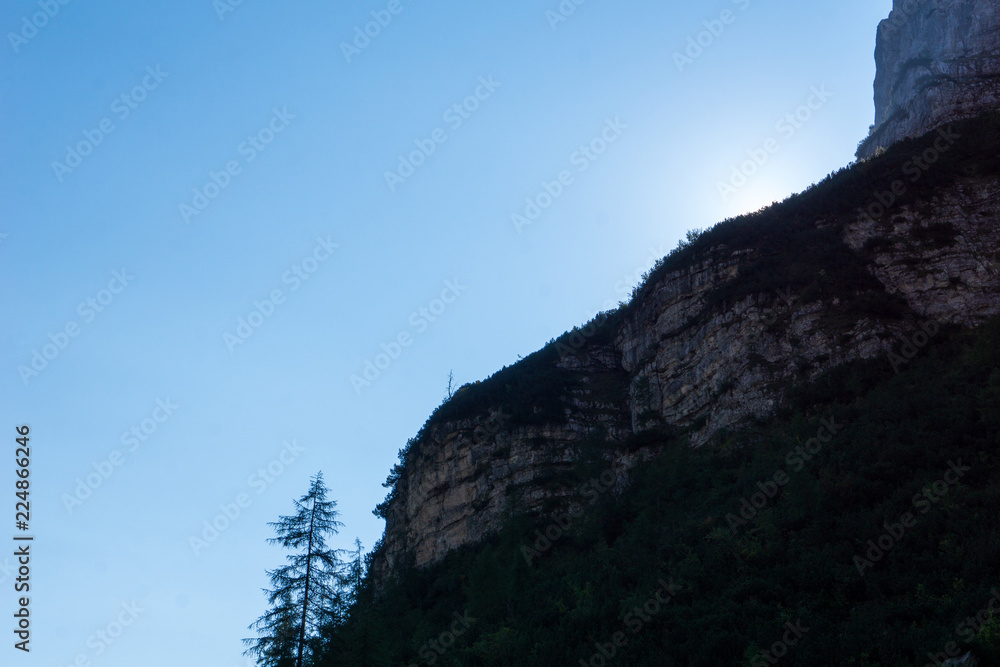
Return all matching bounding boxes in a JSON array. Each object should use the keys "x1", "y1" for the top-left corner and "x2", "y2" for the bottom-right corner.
[{"x1": 244, "y1": 472, "x2": 344, "y2": 667}]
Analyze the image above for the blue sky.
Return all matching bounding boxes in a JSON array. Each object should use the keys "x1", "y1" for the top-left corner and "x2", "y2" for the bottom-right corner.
[{"x1": 0, "y1": 0, "x2": 891, "y2": 664}]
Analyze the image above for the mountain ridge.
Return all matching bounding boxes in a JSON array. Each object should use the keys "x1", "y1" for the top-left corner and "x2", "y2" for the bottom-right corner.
[
  {"x1": 857, "y1": 0, "x2": 1000, "y2": 158},
  {"x1": 368, "y1": 0, "x2": 1000, "y2": 587},
  {"x1": 370, "y1": 110, "x2": 1000, "y2": 584}
]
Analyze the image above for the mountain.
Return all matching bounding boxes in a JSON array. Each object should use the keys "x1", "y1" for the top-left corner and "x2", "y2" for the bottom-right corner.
[
  {"x1": 371, "y1": 0, "x2": 1000, "y2": 583},
  {"x1": 319, "y1": 2, "x2": 1000, "y2": 664},
  {"x1": 857, "y1": 0, "x2": 1000, "y2": 159}
]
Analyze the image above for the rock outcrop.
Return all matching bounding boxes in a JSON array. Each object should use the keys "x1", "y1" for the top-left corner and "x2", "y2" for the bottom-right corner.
[
  {"x1": 857, "y1": 0, "x2": 1000, "y2": 159},
  {"x1": 370, "y1": 0, "x2": 1000, "y2": 584},
  {"x1": 372, "y1": 161, "x2": 1000, "y2": 580}
]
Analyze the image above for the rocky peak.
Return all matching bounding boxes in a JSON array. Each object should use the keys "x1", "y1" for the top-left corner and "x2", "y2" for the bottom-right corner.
[{"x1": 857, "y1": 0, "x2": 1000, "y2": 158}]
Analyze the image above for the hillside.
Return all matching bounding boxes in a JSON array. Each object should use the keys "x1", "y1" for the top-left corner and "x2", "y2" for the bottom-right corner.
[
  {"x1": 299, "y1": 111, "x2": 1000, "y2": 666},
  {"x1": 313, "y1": 2, "x2": 1000, "y2": 664},
  {"x1": 370, "y1": 111, "x2": 1000, "y2": 584},
  {"x1": 320, "y1": 307, "x2": 1000, "y2": 666}
]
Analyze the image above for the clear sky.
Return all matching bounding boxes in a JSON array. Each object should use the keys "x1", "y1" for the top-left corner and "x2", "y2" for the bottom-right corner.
[{"x1": 0, "y1": 0, "x2": 891, "y2": 664}]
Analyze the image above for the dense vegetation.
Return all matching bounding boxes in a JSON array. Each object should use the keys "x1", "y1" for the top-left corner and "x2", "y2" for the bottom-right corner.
[
  {"x1": 300, "y1": 114, "x2": 1000, "y2": 665},
  {"x1": 315, "y1": 317, "x2": 1000, "y2": 666},
  {"x1": 375, "y1": 112, "x2": 1000, "y2": 521}
]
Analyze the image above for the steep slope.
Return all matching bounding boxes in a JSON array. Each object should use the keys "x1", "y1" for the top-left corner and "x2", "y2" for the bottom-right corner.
[
  {"x1": 371, "y1": 112, "x2": 1000, "y2": 582},
  {"x1": 324, "y1": 2, "x2": 1000, "y2": 664},
  {"x1": 324, "y1": 317, "x2": 1000, "y2": 666},
  {"x1": 857, "y1": 0, "x2": 1000, "y2": 158}
]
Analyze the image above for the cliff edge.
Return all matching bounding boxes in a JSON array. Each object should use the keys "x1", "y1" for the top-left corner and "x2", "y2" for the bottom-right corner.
[
  {"x1": 857, "y1": 0, "x2": 1000, "y2": 158},
  {"x1": 370, "y1": 0, "x2": 1000, "y2": 584}
]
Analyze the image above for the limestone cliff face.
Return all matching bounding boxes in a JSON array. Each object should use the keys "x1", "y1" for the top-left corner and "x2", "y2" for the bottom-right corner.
[
  {"x1": 843, "y1": 178, "x2": 1000, "y2": 322},
  {"x1": 370, "y1": 0, "x2": 1000, "y2": 583},
  {"x1": 372, "y1": 168, "x2": 1000, "y2": 581},
  {"x1": 375, "y1": 341, "x2": 635, "y2": 575},
  {"x1": 857, "y1": 0, "x2": 1000, "y2": 158}
]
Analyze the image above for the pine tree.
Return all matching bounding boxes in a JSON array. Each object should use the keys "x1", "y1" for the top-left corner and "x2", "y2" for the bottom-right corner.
[
  {"x1": 345, "y1": 539, "x2": 372, "y2": 667},
  {"x1": 312, "y1": 539, "x2": 372, "y2": 667},
  {"x1": 246, "y1": 590, "x2": 298, "y2": 667},
  {"x1": 344, "y1": 538, "x2": 365, "y2": 609},
  {"x1": 244, "y1": 472, "x2": 345, "y2": 667}
]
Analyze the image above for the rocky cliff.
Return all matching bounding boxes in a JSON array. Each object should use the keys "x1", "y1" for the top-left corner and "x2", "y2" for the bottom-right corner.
[
  {"x1": 371, "y1": 117, "x2": 1000, "y2": 581},
  {"x1": 370, "y1": 0, "x2": 1000, "y2": 583},
  {"x1": 857, "y1": 0, "x2": 1000, "y2": 159}
]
